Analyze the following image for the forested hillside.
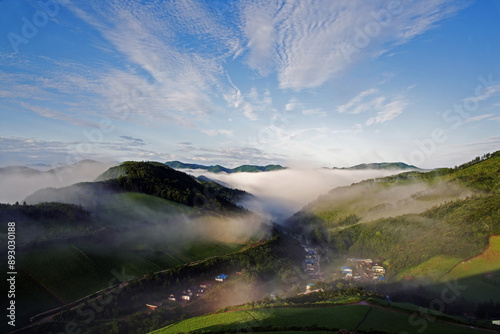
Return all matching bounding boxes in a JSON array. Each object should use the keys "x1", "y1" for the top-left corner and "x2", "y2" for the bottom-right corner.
[
  {"x1": 28, "y1": 161, "x2": 249, "y2": 212},
  {"x1": 287, "y1": 151, "x2": 500, "y2": 282}
]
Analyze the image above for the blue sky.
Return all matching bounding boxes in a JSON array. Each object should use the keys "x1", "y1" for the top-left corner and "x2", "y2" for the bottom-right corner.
[{"x1": 1, "y1": 0, "x2": 499, "y2": 169}]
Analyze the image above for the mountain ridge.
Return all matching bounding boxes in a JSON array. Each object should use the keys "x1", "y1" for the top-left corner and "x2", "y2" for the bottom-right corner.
[
  {"x1": 330, "y1": 161, "x2": 421, "y2": 170},
  {"x1": 165, "y1": 161, "x2": 286, "y2": 173}
]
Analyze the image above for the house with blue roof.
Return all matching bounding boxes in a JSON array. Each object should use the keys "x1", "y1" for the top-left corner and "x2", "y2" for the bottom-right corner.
[
  {"x1": 215, "y1": 274, "x2": 228, "y2": 282},
  {"x1": 341, "y1": 266, "x2": 353, "y2": 278}
]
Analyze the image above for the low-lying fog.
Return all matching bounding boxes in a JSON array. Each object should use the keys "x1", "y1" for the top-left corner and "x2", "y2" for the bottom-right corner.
[
  {"x1": 0, "y1": 161, "x2": 116, "y2": 203},
  {"x1": 184, "y1": 168, "x2": 410, "y2": 222}
]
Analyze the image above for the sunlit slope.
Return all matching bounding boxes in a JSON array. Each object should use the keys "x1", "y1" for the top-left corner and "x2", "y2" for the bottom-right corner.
[
  {"x1": 286, "y1": 151, "x2": 500, "y2": 285},
  {"x1": 287, "y1": 151, "x2": 499, "y2": 232},
  {"x1": 437, "y1": 236, "x2": 500, "y2": 302},
  {"x1": 151, "y1": 304, "x2": 485, "y2": 334}
]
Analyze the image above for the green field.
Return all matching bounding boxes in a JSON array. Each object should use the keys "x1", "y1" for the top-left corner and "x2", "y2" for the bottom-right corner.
[
  {"x1": 399, "y1": 255, "x2": 463, "y2": 280},
  {"x1": 444, "y1": 236, "x2": 500, "y2": 279},
  {"x1": 437, "y1": 236, "x2": 500, "y2": 302},
  {"x1": 151, "y1": 304, "x2": 486, "y2": 334}
]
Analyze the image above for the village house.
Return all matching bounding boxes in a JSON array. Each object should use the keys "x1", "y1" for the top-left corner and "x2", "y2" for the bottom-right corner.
[
  {"x1": 200, "y1": 281, "x2": 213, "y2": 289},
  {"x1": 146, "y1": 304, "x2": 160, "y2": 311},
  {"x1": 372, "y1": 265, "x2": 385, "y2": 273},
  {"x1": 215, "y1": 274, "x2": 228, "y2": 282},
  {"x1": 341, "y1": 266, "x2": 353, "y2": 278}
]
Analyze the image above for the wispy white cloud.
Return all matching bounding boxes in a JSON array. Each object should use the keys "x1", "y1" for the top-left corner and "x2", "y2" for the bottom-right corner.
[
  {"x1": 242, "y1": 1, "x2": 276, "y2": 76},
  {"x1": 303, "y1": 108, "x2": 327, "y2": 117},
  {"x1": 239, "y1": 88, "x2": 274, "y2": 120},
  {"x1": 201, "y1": 129, "x2": 234, "y2": 137},
  {"x1": 176, "y1": 142, "x2": 286, "y2": 166},
  {"x1": 463, "y1": 113, "x2": 495, "y2": 124},
  {"x1": 241, "y1": 0, "x2": 466, "y2": 89},
  {"x1": 20, "y1": 102, "x2": 97, "y2": 128},
  {"x1": 55, "y1": 0, "x2": 244, "y2": 126},
  {"x1": 119, "y1": 135, "x2": 145, "y2": 145},
  {"x1": 463, "y1": 84, "x2": 500, "y2": 104},
  {"x1": 337, "y1": 87, "x2": 408, "y2": 125},
  {"x1": 337, "y1": 88, "x2": 379, "y2": 114},
  {"x1": 365, "y1": 99, "x2": 408, "y2": 126}
]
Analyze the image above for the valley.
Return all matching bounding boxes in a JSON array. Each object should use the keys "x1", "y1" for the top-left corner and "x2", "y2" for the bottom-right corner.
[{"x1": 0, "y1": 152, "x2": 499, "y2": 333}]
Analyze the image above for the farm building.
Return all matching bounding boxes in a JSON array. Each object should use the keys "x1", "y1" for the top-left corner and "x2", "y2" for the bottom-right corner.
[
  {"x1": 200, "y1": 281, "x2": 213, "y2": 289},
  {"x1": 341, "y1": 266, "x2": 352, "y2": 274},
  {"x1": 341, "y1": 266, "x2": 353, "y2": 278},
  {"x1": 215, "y1": 274, "x2": 228, "y2": 282},
  {"x1": 146, "y1": 304, "x2": 159, "y2": 311}
]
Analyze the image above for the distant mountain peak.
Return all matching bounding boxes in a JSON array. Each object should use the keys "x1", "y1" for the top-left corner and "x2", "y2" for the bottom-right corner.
[
  {"x1": 164, "y1": 161, "x2": 286, "y2": 173},
  {"x1": 330, "y1": 162, "x2": 420, "y2": 170}
]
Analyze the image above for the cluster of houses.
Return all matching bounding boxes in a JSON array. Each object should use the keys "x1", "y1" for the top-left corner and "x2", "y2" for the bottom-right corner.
[
  {"x1": 341, "y1": 258, "x2": 386, "y2": 281},
  {"x1": 304, "y1": 247, "x2": 320, "y2": 279},
  {"x1": 147, "y1": 272, "x2": 237, "y2": 311}
]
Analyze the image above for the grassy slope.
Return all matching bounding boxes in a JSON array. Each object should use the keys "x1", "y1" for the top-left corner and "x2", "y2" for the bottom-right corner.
[
  {"x1": 436, "y1": 235, "x2": 500, "y2": 302},
  {"x1": 152, "y1": 304, "x2": 485, "y2": 334},
  {"x1": 94, "y1": 192, "x2": 194, "y2": 226}
]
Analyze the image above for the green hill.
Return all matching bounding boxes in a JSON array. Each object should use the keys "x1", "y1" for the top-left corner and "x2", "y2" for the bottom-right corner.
[
  {"x1": 0, "y1": 192, "x2": 252, "y2": 328},
  {"x1": 286, "y1": 151, "x2": 500, "y2": 291},
  {"x1": 164, "y1": 161, "x2": 286, "y2": 173},
  {"x1": 29, "y1": 161, "x2": 248, "y2": 212},
  {"x1": 2, "y1": 162, "x2": 262, "y2": 329}
]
